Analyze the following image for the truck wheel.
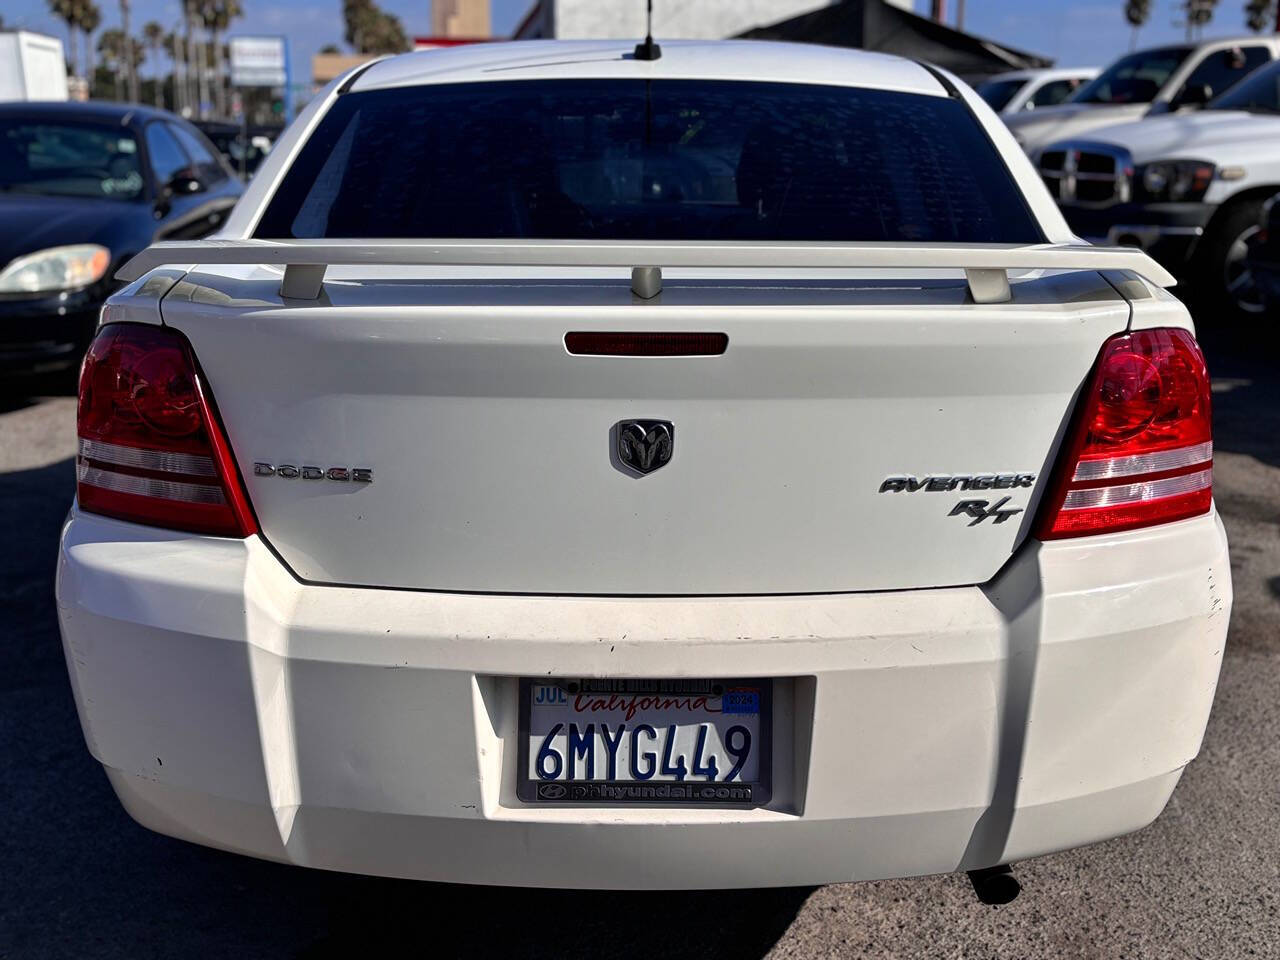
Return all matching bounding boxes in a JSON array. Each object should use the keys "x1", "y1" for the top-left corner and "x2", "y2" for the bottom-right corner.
[{"x1": 1198, "y1": 199, "x2": 1266, "y2": 318}]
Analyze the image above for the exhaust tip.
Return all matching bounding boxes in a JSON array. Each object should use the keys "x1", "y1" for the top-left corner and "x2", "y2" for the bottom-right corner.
[{"x1": 967, "y1": 864, "x2": 1021, "y2": 905}]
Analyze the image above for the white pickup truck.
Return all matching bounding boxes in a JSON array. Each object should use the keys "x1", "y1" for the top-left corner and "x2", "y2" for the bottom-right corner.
[
  {"x1": 976, "y1": 67, "x2": 1098, "y2": 117},
  {"x1": 1007, "y1": 37, "x2": 1280, "y2": 158},
  {"x1": 1039, "y1": 56, "x2": 1280, "y2": 316},
  {"x1": 56, "y1": 40, "x2": 1229, "y2": 895}
]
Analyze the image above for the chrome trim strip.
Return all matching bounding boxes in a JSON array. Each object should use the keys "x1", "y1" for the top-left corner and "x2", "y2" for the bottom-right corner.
[
  {"x1": 1072, "y1": 442, "x2": 1212, "y2": 481},
  {"x1": 77, "y1": 464, "x2": 226, "y2": 504},
  {"x1": 1037, "y1": 140, "x2": 1133, "y2": 209},
  {"x1": 79, "y1": 438, "x2": 217, "y2": 477},
  {"x1": 1062, "y1": 468, "x2": 1211, "y2": 510}
]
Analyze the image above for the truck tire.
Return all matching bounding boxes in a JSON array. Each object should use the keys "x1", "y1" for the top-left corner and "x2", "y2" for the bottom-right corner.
[{"x1": 1197, "y1": 198, "x2": 1266, "y2": 319}]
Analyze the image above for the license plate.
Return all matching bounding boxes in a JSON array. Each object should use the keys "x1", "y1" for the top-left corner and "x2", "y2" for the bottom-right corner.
[{"x1": 517, "y1": 679, "x2": 771, "y2": 805}]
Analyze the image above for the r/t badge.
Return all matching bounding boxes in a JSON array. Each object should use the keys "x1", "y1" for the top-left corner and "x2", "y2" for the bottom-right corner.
[{"x1": 950, "y1": 497, "x2": 1023, "y2": 526}]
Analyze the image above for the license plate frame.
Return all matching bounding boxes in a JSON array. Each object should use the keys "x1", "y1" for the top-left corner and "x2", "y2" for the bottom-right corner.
[{"x1": 517, "y1": 678, "x2": 773, "y2": 806}]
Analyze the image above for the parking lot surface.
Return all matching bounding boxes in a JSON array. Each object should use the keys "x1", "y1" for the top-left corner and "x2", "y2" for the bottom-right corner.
[{"x1": 2, "y1": 329, "x2": 1277, "y2": 960}]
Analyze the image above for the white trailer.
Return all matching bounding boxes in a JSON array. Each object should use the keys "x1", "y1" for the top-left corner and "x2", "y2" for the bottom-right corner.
[{"x1": 0, "y1": 31, "x2": 69, "y2": 102}]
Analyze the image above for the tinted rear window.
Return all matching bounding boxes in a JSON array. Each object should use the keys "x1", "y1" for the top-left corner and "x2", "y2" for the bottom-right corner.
[
  {"x1": 0, "y1": 121, "x2": 143, "y2": 200},
  {"x1": 256, "y1": 79, "x2": 1042, "y2": 243},
  {"x1": 1210, "y1": 58, "x2": 1280, "y2": 112},
  {"x1": 1074, "y1": 47, "x2": 1193, "y2": 104}
]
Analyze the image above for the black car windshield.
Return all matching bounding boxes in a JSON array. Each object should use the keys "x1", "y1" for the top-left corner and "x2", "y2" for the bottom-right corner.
[
  {"x1": 977, "y1": 78, "x2": 1025, "y2": 112},
  {"x1": 0, "y1": 120, "x2": 144, "y2": 200},
  {"x1": 1209, "y1": 59, "x2": 1280, "y2": 113},
  {"x1": 1073, "y1": 47, "x2": 1194, "y2": 104},
  {"x1": 256, "y1": 79, "x2": 1042, "y2": 243}
]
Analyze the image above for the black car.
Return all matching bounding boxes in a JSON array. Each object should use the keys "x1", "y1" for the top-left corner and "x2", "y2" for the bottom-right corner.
[
  {"x1": 0, "y1": 101, "x2": 242, "y2": 380},
  {"x1": 194, "y1": 120, "x2": 277, "y2": 179}
]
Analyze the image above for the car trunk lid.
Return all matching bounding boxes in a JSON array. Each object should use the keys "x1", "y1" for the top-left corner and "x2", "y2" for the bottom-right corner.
[{"x1": 158, "y1": 263, "x2": 1131, "y2": 595}]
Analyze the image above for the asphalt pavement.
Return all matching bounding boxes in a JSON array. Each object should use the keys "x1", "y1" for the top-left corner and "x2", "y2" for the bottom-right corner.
[{"x1": 1, "y1": 328, "x2": 1277, "y2": 960}]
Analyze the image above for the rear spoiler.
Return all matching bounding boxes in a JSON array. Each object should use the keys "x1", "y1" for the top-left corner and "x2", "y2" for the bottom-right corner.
[{"x1": 117, "y1": 239, "x2": 1177, "y2": 304}]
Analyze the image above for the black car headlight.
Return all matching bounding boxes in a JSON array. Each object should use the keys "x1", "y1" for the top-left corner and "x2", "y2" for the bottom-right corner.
[
  {"x1": 0, "y1": 244, "x2": 111, "y2": 294},
  {"x1": 1136, "y1": 160, "x2": 1216, "y2": 203}
]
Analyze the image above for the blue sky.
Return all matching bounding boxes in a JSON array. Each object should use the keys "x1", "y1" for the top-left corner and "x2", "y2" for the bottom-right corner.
[{"x1": 3, "y1": 0, "x2": 1272, "y2": 83}]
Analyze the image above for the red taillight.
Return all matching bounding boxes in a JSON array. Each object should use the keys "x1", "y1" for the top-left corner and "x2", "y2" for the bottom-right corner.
[
  {"x1": 76, "y1": 323, "x2": 257, "y2": 538},
  {"x1": 1037, "y1": 327, "x2": 1212, "y2": 539},
  {"x1": 564, "y1": 332, "x2": 729, "y2": 356}
]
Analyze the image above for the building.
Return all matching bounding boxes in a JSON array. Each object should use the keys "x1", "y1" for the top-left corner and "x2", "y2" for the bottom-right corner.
[
  {"x1": 513, "y1": 0, "x2": 902, "y2": 41},
  {"x1": 313, "y1": 1, "x2": 493, "y2": 88},
  {"x1": 432, "y1": 0, "x2": 491, "y2": 39},
  {"x1": 509, "y1": 0, "x2": 1043, "y2": 84},
  {"x1": 312, "y1": 52, "x2": 378, "y2": 87},
  {"x1": 739, "y1": 0, "x2": 1050, "y2": 83}
]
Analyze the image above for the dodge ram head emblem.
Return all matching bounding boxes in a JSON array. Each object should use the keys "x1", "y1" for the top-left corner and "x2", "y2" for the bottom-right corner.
[{"x1": 617, "y1": 420, "x2": 674, "y2": 475}]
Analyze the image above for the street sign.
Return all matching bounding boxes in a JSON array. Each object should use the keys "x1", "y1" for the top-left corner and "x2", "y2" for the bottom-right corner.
[{"x1": 229, "y1": 36, "x2": 287, "y2": 87}]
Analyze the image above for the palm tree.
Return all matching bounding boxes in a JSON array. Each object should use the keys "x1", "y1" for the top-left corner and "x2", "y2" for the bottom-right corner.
[
  {"x1": 1180, "y1": 0, "x2": 1219, "y2": 40},
  {"x1": 128, "y1": 35, "x2": 146, "y2": 100},
  {"x1": 166, "y1": 30, "x2": 186, "y2": 114},
  {"x1": 80, "y1": 2, "x2": 100, "y2": 90},
  {"x1": 199, "y1": 0, "x2": 242, "y2": 118},
  {"x1": 118, "y1": 0, "x2": 137, "y2": 101},
  {"x1": 143, "y1": 20, "x2": 165, "y2": 107},
  {"x1": 183, "y1": 0, "x2": 206, "y2": 118},
  {"x1": 97, "y1": 27, "x2": 125, "y2": 100},
  {"x1": 1244, "y1": 0, "x2": 1277, "y2": 32},
  {"x1": 48, "y1": 0, "x2": 82, "y2": 78},
  {"x1": 1123, "y1": 0, "x2": 1150, "y2": 51}
]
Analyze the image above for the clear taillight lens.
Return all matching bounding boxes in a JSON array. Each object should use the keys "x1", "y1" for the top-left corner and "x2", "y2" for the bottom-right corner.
[
  {"x1": 76, "y1": 323, "x2": 257, "y2": 537},
  {"x1": 1037, "y1": 327, "x2": 1212, "y2": 539}
]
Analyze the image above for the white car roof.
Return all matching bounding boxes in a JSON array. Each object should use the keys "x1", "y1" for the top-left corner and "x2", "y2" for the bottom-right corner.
[
  {"x1": 985, "y1": 67, "x2": 1099, "y2": 83},
  {"x1": 350, "y1": 39, "x2": 948, "y2": 99}
]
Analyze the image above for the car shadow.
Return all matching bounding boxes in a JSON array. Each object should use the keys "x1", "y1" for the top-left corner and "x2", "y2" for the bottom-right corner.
[
  {"x1": 0, "y1": 369, "x2": 79, "y2": 409},
  {"x1": 0, "y1": 390, "x2": 36, "y2": 415},
  {"x1": 294, "y1": 883, "x2": 813, "y2": 959},
  {"x1": 0, "y1": 454, "x2": 811, "y2": 960},
  {"x1": 1198, "y1": 327, "x2": 1280, "y2": 470}
]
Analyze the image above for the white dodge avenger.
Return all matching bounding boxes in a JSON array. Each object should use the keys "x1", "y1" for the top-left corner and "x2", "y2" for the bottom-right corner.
[{"x1": 56, "y1": 40, "x2": 1230, "y2": 895}]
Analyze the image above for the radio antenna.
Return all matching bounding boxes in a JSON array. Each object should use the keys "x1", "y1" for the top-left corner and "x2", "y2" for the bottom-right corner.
[{"x1": 634, "y1": 0, "x2": 662, "y2": 60}]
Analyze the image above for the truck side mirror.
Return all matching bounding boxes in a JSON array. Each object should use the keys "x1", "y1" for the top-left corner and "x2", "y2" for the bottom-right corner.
[{"x1": 1176, "y1": 83, "x2": 1214, "y2": 109}]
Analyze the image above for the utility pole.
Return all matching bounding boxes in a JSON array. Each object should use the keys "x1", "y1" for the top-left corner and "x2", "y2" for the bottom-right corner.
[
  {"x1": 931, "y1": 0, "x2": 946, "y2": 22},
  {"x1": 955, "y1": 0, "x2": 965, "y2": 31}
]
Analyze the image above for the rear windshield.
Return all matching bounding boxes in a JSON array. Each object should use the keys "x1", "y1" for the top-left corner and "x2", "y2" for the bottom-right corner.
[
  {"x1": 0, "y1": 120, "x2": 143, "y2": 201},
  {"x1": 1209, "y1": 58, "x2": 1280, "y2": 113},
  {"x1": 255, "y1": 79, "x2": 1042, "y2": 243},
  {"x1": 1073, "y1": 47, "x2": 1193, "y2": 104}
]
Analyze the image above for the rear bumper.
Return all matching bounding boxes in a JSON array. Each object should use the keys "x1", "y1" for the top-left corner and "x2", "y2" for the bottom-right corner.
[{"x1": 56, "y1": 508, "x2": 1231, "y2": 889}]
